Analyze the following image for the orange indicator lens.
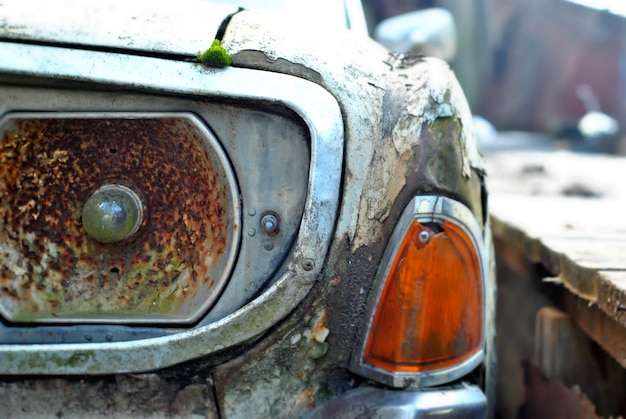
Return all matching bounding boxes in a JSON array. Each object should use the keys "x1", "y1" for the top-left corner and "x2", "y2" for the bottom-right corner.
[{"x1": 364, "y1": 219, "x2": 483, "y2": 373}]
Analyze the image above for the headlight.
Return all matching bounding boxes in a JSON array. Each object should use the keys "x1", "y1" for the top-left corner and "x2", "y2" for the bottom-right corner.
[{"x1": 0, "y1": 113, "x2": 240, "y2": 324}]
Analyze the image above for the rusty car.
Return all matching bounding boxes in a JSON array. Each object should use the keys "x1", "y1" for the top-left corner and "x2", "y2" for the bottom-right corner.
[{"x1": 0, "y1": 0, "x2": 495, "y2": 417}]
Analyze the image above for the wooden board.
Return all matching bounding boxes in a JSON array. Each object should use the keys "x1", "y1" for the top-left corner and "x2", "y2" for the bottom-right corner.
[{"x1": 487, "y1": 150, "x2": 626, "y2": 334}]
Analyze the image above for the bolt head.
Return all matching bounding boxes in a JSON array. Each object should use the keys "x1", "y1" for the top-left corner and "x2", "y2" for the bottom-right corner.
[
  {"x1": 302, "y1": 259, "x2": 315, "y2": 271},
  {"x1": 260, "y1": 213, "x2": 279, "y2": 235}
]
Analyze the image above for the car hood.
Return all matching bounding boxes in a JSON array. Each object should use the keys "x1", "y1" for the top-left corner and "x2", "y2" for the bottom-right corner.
[{"x1": 0, "y1": 0, "x2": 238, "y2": 57}]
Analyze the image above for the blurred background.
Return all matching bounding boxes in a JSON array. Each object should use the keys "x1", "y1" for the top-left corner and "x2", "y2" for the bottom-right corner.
[{"x1": 362, "y1": 0, "x2": 626, "y2": 154}]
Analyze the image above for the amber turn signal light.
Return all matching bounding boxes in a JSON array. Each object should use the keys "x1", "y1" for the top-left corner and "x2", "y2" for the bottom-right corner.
[{"x1": 363, "y1": 218, "x2": 483, "y2": 374}]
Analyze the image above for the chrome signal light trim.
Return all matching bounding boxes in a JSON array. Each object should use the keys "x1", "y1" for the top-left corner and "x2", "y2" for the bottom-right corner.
[{"x1": 350, "y1": 195, "x2": 488, "y2": 388}]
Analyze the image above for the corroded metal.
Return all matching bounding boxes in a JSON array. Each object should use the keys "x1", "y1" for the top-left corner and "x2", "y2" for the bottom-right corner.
[
  {"x1": 214, "y1": 12, "x2": 493, "y2": 410},
  {"x1": 0, "y1": 113, "x2": 240, "y2": 323}
]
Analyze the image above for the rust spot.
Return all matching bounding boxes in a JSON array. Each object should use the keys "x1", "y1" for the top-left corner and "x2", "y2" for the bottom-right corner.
[
  {"x1": 299, "y1": 388, "x2": 315, "y2": 410},
  {"x1": 329, "y1": 276, "x2": 341, "y2": 287},
  {"x1": 0, "y1": 116, "x2": 237, "y2": 322},
  {"x1": 310, "y1": 307, "x2": 329, "y2": 343}
]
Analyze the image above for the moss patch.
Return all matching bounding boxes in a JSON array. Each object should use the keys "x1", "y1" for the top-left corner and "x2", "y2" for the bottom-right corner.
[{"x1": 198, "y1": 39, "x2": 231, "y2": 68}]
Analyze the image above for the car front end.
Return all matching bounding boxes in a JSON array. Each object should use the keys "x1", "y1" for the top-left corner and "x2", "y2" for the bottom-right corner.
[{"x1": 0, "y1": 1, "x2": 495, "y2": 417}]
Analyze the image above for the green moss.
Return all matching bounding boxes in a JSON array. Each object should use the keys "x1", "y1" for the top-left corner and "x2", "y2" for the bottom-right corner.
[
  {"x1": 16, "y1": 352, "x2": 93, "y2": 372},
  {"x1": 307, "y1": 340, "x2": 329, "y2": 359},
  {"x1": 429, "y1": 115, "x2": 460, "y2": 139},
  {"x1": 63, "y1": 352, "x2": 92, "y2": 368},
  {"x1": 426, "y1": 116, "x2": 465, "y2": 191},
  {"x1": 198, "y1": 39, "x2": 232, "y2": 68}
]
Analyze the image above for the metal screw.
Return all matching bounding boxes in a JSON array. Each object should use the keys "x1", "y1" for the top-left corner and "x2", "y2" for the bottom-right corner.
[
  {"x1": 248, "y1": 208, "x2": 257, "y2": 216},
  {"x1": 302, "y1": 259, "x2": 315, "y2": 271},
  {"x1": 248, "y1": 228, "x2": 256, "y2": 237},
  {"x1": 105, "y1": 333, "x2": 113, "y2": 342},
  {"x1": 418, "y1": 230, "x2": 430, "y2": 244},
  {"x1": 261, "y1": 213, "x2": 279, "y2": 235}
]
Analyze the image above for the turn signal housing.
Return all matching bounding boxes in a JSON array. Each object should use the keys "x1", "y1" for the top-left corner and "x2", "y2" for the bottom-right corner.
[{"x1": 351, "y1": 196, "x2": 487, "y2": 388}]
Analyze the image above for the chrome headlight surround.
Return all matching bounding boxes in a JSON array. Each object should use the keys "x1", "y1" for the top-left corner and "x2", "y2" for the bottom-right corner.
[{"x1": 0, "y1": 41, "x2": 343, "y2": 374}]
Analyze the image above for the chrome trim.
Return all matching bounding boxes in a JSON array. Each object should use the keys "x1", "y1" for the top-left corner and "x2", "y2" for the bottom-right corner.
[
  {"x1": 0, "y1": 42, "x2": 343, "y2": 374},
  {"x1": 305, "y1": 383, "x2": 487, "y2": 419},
  {"x1": 350, "y1": 195, "x2": 488, "y2": 388}
]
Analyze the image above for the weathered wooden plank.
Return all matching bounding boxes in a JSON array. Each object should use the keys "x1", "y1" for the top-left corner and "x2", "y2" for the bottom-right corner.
[
  {"x1": 533, "y1": 307, "x2": 609, "y2": 418},
  {"x1": 486, "y1": 151, "x2": 626, "y2": 201},
  {"x1": 491, "y1": 209, "x2": 626, "y2": 302},
  {"x1": 491, "y1": 195, "x2": 626, "y2": 243},
  {"x1": 488, "y1": 150, "x2": 626, "y2": 326},
  {"x1": 597, "y1": 271, "x2": 626, "y2": 329},
  {"x1": 535, "y1": 307, "x2": 584, "y2": 380},
  {"x1": 565, "y1": 293, "x2": 626, "y2": 370},
  {"x1": 520, "y1": 363, "x2": 600, "y2": 419}
]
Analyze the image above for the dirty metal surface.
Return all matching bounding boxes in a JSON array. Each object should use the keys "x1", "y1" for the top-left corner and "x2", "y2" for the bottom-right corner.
[
  {"x1": 0, "y1": 7, "x2": 493, "y2": 416},
  {"x1": 0, "y1": 374, "x2": 220, "y2": 418},
  {"x1": 0, "y1": 113, "x2": 240, "y2": 323}
]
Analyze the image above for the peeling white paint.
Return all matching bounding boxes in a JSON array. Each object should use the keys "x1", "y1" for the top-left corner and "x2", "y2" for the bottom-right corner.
[
  {"x1": 290, "y1": 333, "x2": 302, "y2": 346},
  {"x1": 391, "y1": 58, "x2": 485, "y2": 179},
  {"x1": 0, "y1": 0, "x2": 238, "y2": 57}
]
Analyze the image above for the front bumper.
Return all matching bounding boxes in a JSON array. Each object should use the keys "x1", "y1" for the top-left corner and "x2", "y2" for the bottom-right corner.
[{"x1": 306, "y1": 383, "x2": 486, "y2": 418}]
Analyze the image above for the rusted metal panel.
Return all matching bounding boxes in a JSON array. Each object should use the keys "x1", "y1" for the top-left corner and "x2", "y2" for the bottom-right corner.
[
  {"x1": 0, "y1": 85, "x2": 314, "y2": 330},
  {"x1": 0, "y1": 114, "x2": 240, "y2": 323}
]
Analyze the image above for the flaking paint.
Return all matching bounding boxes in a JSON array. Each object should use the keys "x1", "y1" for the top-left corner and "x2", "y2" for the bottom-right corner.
[{"x1": 224, "y1": 11, "x2": 485, "y2": 252}]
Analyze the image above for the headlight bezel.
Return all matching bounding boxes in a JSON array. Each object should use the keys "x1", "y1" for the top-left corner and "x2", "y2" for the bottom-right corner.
[{"x1": 0, "y1": 41, "x2": 343, "y2": 374}]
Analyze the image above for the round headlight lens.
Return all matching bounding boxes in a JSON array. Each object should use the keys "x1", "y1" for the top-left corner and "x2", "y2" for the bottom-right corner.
[{"x1": 82, "y1": 184, "x2": 143, "y2": 243}]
